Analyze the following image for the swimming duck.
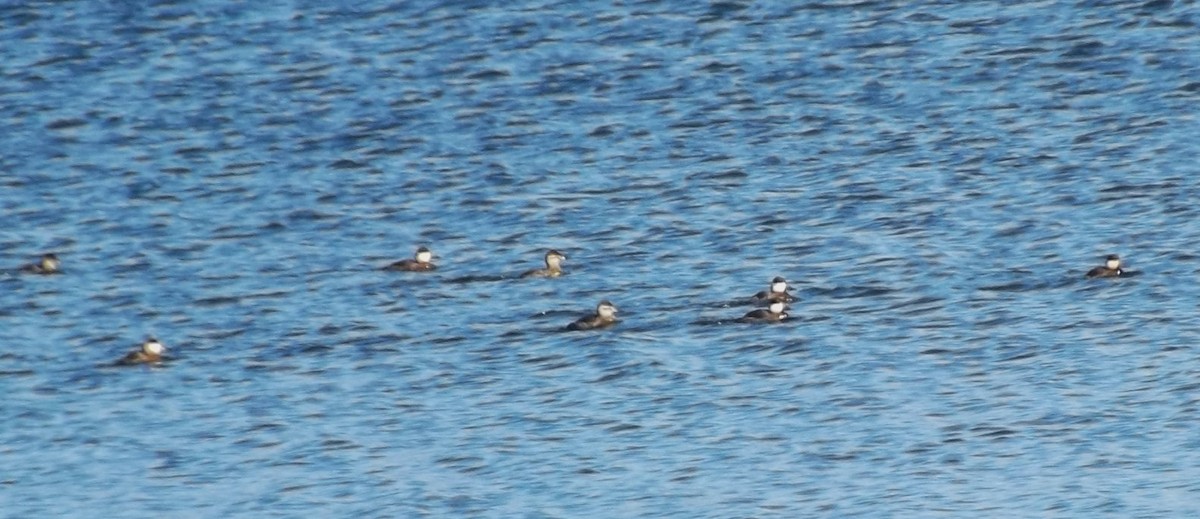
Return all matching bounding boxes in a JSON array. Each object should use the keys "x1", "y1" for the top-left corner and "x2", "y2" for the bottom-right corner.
[
  {"x1": 566, "y1": 300, "x2": 618, "y2": 331},
  {"x1": 385, "y1": 246, "x2": 436, "y2": 271},
  {"x1": 1086, "y1": 254, "x2": 1123, "y2": 278},
  {"x1": 752, "y1": 276, "x2": 794, "y2": 303},
  {"x1": 116, "y1": 337, "x2": 167, "y2": 365},
  {"x1": 738, "y1": 301, "x2": 788, "y2": 323},
  {"x1": 20, "y1": 253, "x2": 60, "y2": 275},
  {"x1": 521, "y1": 249, "x2": 567, "y2": 278}
]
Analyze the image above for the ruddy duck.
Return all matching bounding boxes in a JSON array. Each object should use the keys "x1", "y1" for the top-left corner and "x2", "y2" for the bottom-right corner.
[
  {"x1": 521, "y1": 249, "x2": 567, "y2": 278},
  {"x1": 566, "y1": 300, "x2": 618, "y2": 330},
  {"x1": 1086, "y1": 254, "x2": 1123, "y2": 278},
  {"x1": 752, "y1": 276, "x2": 794, "y2": 303},
  {"x1": 21, "y1": 253, "x2": 60, "y2": 275},
  {"x1": 739, "y1": 301, "x2": 788, "y2": 323},
  {"x1": 385, "y1": 246, "x2": 436, "y2": 271},
  {"x1": 117, "y1": 337, "x2": 167, "y2": 365}
]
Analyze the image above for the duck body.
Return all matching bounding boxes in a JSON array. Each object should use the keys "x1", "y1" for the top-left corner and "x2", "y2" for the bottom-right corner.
[
  {"x1": 751, "y1": 276, "x2": 793, "y2": 304},
  {"x1": 752, "y1": 289, "x2": 794, "y2": 304},
  {"x1": 1086, "y1": 255, "x2": 1123, "y2": 278},
  {"x1": 385, "y1": 247, "x2": 436, "y2": 271},
  {"x1": 116, "y1": 338, "x2": 167, "y2": 366},
  {"x1": 522, "y1": 250, "x2": 567, "y2": 278},
  {"x1": 566, "y1": 300, "x2": 618, "y2": 331},
  {"x1": 1086, "y1": 266, "x2": 1122, "y2": 278},
  {"x1": 386, "y1": 259, "x2": 437, "y2": 272},
  {"x1": 738, "y1": 302, "x2": 788, "y2": 323},
  {"x1": 21, "y1": 253, "x2": 60, "y2": 275}
]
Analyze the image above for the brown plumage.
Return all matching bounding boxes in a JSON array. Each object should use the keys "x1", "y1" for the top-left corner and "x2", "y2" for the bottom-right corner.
[
  {"x1": 566, "y1": 300, "x2": 618, "y2": 331},
  {"x1": 385, "y1": 246, "x2": 436, "y2": 271}
]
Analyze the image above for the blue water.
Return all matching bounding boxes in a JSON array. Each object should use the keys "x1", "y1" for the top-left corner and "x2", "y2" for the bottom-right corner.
[{"x1": 4, "y1": 1, "x2": 1200, "y2": 517}]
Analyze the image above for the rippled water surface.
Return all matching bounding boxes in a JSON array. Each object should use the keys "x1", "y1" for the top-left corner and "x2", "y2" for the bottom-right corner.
[{"x1": 4, "y1": 1, "x2": 1200, "y2": 517}]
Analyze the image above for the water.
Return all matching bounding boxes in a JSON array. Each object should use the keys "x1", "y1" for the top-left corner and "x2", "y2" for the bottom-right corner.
[{"x1": 3, "y1": 0, "x2": 1200, "y2": 517}]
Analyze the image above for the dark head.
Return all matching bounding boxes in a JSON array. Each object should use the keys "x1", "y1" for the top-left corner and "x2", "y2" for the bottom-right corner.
[
  {"x1": 596, "y1": 300, "x2": 618, "y2": 318},
  {"x1": 768, "y1": 301, "x2": 787, "y2": 315},
  {"x1": 414, "y1": 246, "x2": 433, "y2": 264},
  {"x1": 545, "y1": 249, "x2": 567, "y2": 267},
  {"x1": 142, "y1": 337, "x2": 166, "y2": 356},
  {"x1": 41, "y1": 253, "x2": 61, "y2": 272},
  {"x1": 770, "y1": 276, "x2": 788, "y2": 294}
]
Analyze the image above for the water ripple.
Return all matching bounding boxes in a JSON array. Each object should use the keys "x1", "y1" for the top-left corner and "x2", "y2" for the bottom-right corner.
[{"x1": 3, "y1": 0, "x2": 1200, "y2": 517}]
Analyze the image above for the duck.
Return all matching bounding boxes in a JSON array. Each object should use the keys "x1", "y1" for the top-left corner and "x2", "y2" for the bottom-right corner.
[
  {"x1": 566, "y1": 300, "x2": 619, "y2": 331},
  {"x1": 1086, "y1": 254, "x2": 1123, "y2": 278},
  {"x1": 752, "y1": 276, "x2": 794, "y2": 303},
  {"x1": 116, "y1": 337, "x2": 167, "y2": 365},
  {"x1": 738, "y1": 301, "x2": 788, "y2": 323},
  {"x1": 20, "y1": 253, "x2": 60, "y2": 275},
  {"x1": 521, "y1": 249, "x2": 567, "y2": 278},
  {"x1": 385, "y1": 246, "x2": 436, "y2": 271}
]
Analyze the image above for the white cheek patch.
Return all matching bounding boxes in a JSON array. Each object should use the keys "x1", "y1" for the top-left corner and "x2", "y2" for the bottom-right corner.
[
  {"x1": 145, "y1": 341, "x2": 165, "y2": 355},
  {"x1": 417, "y1": 252, "x2": 433, "y2": 263},
  {"x1": 1106, "y1": 260, "x2": 1120, "y2": 270},
  {"x1": 772, "y1": 282, "x2": 788, "y2": 293}
]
